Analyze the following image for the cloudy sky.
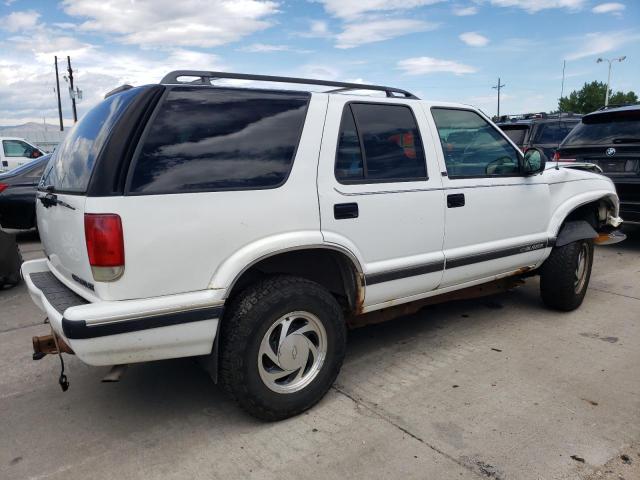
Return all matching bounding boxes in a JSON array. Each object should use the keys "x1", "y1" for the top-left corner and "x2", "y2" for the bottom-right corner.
[{"x1": 0, "y1": 0, "x2": 638, "y2": 126}]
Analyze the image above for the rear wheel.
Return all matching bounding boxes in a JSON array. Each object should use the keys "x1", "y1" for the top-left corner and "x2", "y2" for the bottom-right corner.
[
  {"x1": 540, "y1": 239, "x2": 594, "y2": 311},
  {"x1": 219, "y1": 275, "x2": 346, "y2": 420}
]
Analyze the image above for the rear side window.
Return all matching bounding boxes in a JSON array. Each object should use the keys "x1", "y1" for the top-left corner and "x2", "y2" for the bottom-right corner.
[
  {"x1": 41, "y1": 87, "x2": 143, "y2": 193},
  {"x1": 129, "y1": 87, "x2": 310, "y2": 194},
  {"x1": 335, "y1": 103, "x2": 427, "y2": 183}
]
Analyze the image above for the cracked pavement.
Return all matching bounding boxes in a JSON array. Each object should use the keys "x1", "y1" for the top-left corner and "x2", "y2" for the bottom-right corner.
[{"x1": 1, "y1": 228, "x2": 639, "y2": 480}]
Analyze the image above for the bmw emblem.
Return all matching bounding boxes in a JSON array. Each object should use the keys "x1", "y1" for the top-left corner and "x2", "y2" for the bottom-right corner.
[{"x1": 606, "y1": 147, "x2": 616, "y2": 157}]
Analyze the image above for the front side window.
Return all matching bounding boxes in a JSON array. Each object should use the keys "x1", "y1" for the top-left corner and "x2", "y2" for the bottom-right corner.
[
  {"x1": 130, "y1": 87, "x2": 310, "y2": 194},
  {"x1": 335, "y1": 103, "x2": 427, "y2": 183},
  {"x1": 431, "y1": 108, "x2": 521, "y2": 178},
  {"x1": 3, "y1": 140, "x2": 34, "y2": 157}
]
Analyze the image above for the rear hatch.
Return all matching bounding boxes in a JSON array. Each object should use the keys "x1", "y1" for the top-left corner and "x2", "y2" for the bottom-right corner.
[
  {"x1": 557, "y1": 109, "x2": 640, "y2": 177},
  {"x1": 36, "y1": 87, "x2": 151, "y2": 297}
]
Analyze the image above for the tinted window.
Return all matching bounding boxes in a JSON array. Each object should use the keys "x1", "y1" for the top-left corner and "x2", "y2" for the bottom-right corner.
[
  {"x1": 3, "y1": 140, "x2": 35, "y2": 157},
  {"x1": 431, "y1": 108, "x2": 520, "y2": 178},
  {"x1": 563, "y1": 110, "x2": 640, "y2": 146},
  {"x1": 335, "y1": 103, "x2": 426, "y2": 183},
  {"x1": 534, "y1": 122, "x2": 578, "y2": 144},
  {"x1": 130, "y1": 87, "x2": 309, "y2": 194},
  {"x1": 41, "y1": 87, "x2": 143, "y2": 193},
  {"x1": 335, "y1": 107, "x2": 364, "y2": 180},
  {"x1": 500, "y1": 126, "x2": 529, "y2": 146}
]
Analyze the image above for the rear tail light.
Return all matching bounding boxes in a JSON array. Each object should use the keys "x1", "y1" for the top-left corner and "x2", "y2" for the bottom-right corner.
[
  {"x1": 84, "y1": 213, "x2": 125, "y2": 282},
  {"x1": 0, "y1": 183, "x2": 8, "y2": 193}
]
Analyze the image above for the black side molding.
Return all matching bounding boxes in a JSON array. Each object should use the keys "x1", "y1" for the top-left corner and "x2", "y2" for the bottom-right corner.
[
  {"x1": 367, "y1": 261, "x2": 444, "y2": 285},
  {"x1": 62, "y1": 306, "x2": 224, "y2": 340}
]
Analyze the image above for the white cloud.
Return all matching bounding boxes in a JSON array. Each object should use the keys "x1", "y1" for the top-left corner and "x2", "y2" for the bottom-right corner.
[
  {"x1": 1, "y1": 10, "x2": 41, "y2": 32},
  {"x1": 241, "y1": 43, "x2": 295, "y2": 52},
  {"x1": 459, "y1": 32, "x2": 489, "y2": 47},
  {"x1": 61, "y1": 0, "x2": 279, "y2": 48},
  {"x1": 566, "y1": 31, "x2": 640, "y2": 60},
  {"x1": 453, "y1": 5, "x2": 479, "y2": 15},
  {"x1": 592, "y1": 3, "x2": 625, "y2": 14},
  {"x1": 490, "y1": 0, "x2": 587, "y2": 13},
  {"x1": 397, "y1": 56, "x2": 477, "y2": 75},
  {"x1": 335, "y1": 19, "x2": 437, "y2": 48},
  {"x1": 316, "y1": 0, "x2": 444, "y2": 19}
]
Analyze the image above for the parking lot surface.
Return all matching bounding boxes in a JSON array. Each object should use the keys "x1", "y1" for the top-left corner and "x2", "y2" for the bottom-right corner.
[{"x1": 1, "y1": 229, "x2": 639, "y2": 480}]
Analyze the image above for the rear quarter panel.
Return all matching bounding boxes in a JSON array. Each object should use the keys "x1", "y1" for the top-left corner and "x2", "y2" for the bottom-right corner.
[{"x1": 86, "y1": 94, "x2": 328, "y2": 301}]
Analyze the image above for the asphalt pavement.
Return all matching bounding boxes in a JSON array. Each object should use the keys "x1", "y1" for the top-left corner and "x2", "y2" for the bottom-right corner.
[{"x1": 1, "y1": 228, "x2": 639, "y2": 480}]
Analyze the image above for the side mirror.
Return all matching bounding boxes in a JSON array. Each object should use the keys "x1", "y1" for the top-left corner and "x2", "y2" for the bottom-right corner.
[
  {"x1": 31, "y1": 150, "x2": 42, "y2": 159},
  {"x1": 523, "y1": 149, "x2": 545, "y2": 175}
]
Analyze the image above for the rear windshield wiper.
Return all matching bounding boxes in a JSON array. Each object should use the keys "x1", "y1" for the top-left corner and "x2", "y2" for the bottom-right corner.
[{"x1": 612, "y1": 137, "x2": 640, "y2": 144}]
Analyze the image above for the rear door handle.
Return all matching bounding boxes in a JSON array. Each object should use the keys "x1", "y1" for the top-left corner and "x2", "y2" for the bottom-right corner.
[
  {"x1": 447, "y1": 193, "x2": 465, "y2": 208},
  {"x1": 334, "y1": 202, "x2": 359, "y2": 219}
]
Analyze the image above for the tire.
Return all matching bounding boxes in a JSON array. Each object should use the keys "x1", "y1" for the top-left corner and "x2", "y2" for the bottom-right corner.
[
  {"x1": 219, "y1": 275, "x2": 346, "y2": 421},
  {"x1": 540, "y1": 239, "x2": 594, "y2": 311}
]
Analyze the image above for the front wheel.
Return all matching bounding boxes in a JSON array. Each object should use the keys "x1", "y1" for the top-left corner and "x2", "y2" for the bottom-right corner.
[
  {"x1": 219, "y1": 276, "x2": 346, "y2": 421},
  {"x1": 540, "y1": 239, "x2": 594, "y2": 311}
]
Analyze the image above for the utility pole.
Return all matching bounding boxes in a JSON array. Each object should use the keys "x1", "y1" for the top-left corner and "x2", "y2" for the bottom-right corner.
[
  {"x1": 67, "y1": 56, "x2": 78, "y2": 123},
  {"x1": 597, "y1": 56, "x2": 626, "y2": 107},
  {"x1": 54, "y1": 56, "x2": 64, "y2": 132},
  {"x1": 492, "y1": 77, "x2": 506, "y2": 118},
  {"x1": 560, "y1": 60, "x2": 566, "y2": 107}
]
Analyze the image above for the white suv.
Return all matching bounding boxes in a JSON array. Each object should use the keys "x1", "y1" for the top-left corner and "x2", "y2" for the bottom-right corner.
[{"x1": 23, "y1": 71, "x2": 623, "y2": 420}]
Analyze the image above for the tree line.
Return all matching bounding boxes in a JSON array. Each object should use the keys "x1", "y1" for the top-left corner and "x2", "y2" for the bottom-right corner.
[{"x1": 557, "y1": 81, "x2": 637, "y2": 114}]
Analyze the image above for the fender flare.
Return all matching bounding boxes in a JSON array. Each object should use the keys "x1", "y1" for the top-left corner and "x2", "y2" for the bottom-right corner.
[{"x1": 554, "y1": 220, "x2": 597, "y2": 247}]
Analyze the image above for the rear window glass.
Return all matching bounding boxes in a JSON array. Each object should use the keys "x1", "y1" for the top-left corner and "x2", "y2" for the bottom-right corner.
[
  {"x1": 563, "y1": 110, "x2": 640, "y2": 146},
  {"x1": 41, "y1": 88, "x2": 143, "y2": 193},
  {"x1": 129, "y1": 87, "x2": 310, "y2": 194},
  {"x1": 499, "y1": 126, "x2": 529, "y2": 146}
]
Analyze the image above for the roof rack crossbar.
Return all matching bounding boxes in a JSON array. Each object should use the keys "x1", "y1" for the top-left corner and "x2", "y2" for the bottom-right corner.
[{"x1": 160, "y1": 70, "x2": 419, "y2": 99}]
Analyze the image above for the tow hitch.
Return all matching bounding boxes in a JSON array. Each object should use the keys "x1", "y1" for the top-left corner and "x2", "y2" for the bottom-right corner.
[{"x1": 32, "y1": 327, "x2": 74, "y2": 392}]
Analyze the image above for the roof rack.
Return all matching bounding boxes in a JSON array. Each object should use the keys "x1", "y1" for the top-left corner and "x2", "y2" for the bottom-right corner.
[{"x1": 160, "y1": 70, "x2": 419, "y2": 99}]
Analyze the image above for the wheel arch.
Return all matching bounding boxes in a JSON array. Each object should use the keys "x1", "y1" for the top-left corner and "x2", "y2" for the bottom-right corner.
[{"x1": 548, "y1": 190, "x2": 619, "y2": 238}]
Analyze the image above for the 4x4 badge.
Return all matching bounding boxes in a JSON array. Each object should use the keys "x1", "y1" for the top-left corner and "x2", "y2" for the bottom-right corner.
[{"x1": 606, "y1": 147, "x2": 616, "y2": 157}]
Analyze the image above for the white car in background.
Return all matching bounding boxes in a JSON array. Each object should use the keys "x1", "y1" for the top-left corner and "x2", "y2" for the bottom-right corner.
[{"x1": 0, "y1": 137, "x2": 45, "y2": 173}]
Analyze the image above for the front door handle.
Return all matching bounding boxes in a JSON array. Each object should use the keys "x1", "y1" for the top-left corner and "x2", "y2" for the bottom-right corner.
[
  {"x1": 447, "y1": 193, "x2": 465, "y2": 208},
  {"x1": 334, "y1": 203, "x2": 359, "y2": 219}
]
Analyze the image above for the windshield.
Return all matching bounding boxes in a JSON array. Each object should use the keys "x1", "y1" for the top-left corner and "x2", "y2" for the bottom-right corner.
[
  {"x1": 500, "y1": 126, "x2": 529, "y2": 146},
  {"x1": 563, "y1": 111, "x2": 640, "y2": 146},
  {"x1": 40, "y1": 87, "x2": 142, "y2": 193}
]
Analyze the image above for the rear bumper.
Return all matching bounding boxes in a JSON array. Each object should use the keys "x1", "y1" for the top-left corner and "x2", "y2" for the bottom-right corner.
[{"x1": 22, "y1": 258, "x2": 223, "y2": 366}]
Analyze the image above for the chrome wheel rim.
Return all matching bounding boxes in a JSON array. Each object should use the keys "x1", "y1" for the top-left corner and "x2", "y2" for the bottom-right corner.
[
  {"x1": 258, "y1": 311, "x2": 327, "y2": 394},
  {"x1": 574, "y1": 243, "x2": 589, "y2": 293}
]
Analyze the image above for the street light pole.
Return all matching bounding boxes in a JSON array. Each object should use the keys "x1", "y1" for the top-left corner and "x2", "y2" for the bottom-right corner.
[{"x1": 597, "y1": 56, "x2": 626, "y2": 107}]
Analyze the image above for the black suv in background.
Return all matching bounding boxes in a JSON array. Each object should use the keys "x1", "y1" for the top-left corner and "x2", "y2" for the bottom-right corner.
[
  {"x1": 556, "y1": 105, "x2": 640, "y2": 224},
  {"x1": 496, "y1": 113, "x2": 581, "y2": 161}
]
